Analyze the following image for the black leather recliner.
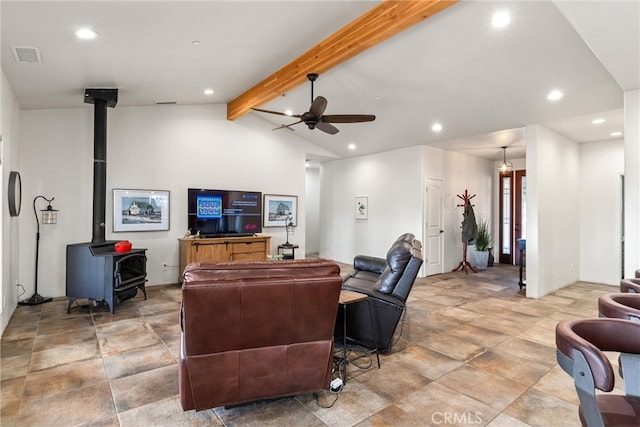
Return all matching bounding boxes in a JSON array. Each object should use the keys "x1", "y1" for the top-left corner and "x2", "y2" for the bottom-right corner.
[{"x1": 336, "y1": 233, "x2": 423, "y2": 352}]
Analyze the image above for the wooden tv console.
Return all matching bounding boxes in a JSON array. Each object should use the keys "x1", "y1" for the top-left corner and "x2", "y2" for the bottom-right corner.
[{"x1": 178, "y1": 235, "x2": 271, "y2": 283}]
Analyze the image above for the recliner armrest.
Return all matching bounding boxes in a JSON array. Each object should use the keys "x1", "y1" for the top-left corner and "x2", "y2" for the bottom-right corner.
[{"x1": 353, "y1": 255, "x2": 387, "y2": 274}]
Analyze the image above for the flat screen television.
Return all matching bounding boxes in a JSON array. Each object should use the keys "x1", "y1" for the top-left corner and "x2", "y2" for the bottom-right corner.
[{"x1": 187, "y1": 188, "x2": 262, "y2": 237}]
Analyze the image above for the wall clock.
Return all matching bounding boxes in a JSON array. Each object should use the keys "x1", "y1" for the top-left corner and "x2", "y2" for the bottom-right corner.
[{"x1": 8, "y1": 171, "x2": 22, "y2": 216}]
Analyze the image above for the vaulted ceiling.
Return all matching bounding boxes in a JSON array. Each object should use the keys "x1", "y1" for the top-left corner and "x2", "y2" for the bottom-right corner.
[{"x1": 2, "y1": 1, "x2": 638, "y2": 161}]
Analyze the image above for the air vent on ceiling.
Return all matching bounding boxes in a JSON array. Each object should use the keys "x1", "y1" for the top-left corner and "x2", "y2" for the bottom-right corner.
[
  {"x1": 11, "y1": 46, "x2": 42, "y2": 63},
  {"x1": 155, "y1": 101, "x2": 178, "y2": 105}
]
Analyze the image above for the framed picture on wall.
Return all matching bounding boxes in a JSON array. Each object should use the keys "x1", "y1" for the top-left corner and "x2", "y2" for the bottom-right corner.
[
  {"x1": 263, "y1": 194, "x2": 297, "y2": 227},
  {"x1": 355, "y1": 196, "x2": 368, "y2": 220},
  {"x1": 113, "y1": 189, "x2": 170, "y2": 232}
]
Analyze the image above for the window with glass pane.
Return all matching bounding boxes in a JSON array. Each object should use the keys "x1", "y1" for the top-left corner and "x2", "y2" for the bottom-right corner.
[{"x1": 502, "y1": 176, "x2": 511, "y2": 254}]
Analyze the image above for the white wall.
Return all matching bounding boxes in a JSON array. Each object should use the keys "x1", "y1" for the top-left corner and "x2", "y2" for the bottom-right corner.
[
  {"x1": 526, "y1": 124, "x2": 581, "y2": 298},
  {"x1": 441, "y1": 150, "x2": 494, "y2": 271},
  {"x1": 624, "y1": 89, "x2": 640, "y2": 277},
  {"x1": 319, "y1": 145, "x2": 423, "y2": 264},
  {"x1": 579, "y1": 139, "x2": 624, "y2": 285},
  {"x1": 1, "y1": 70, "x2": 22, "y2": 334},
  {"x1": 17, "y1": 104, "x2": 314, "y2": 300},
  {"x1": 318, "y1": 144, "x2": 494, "y2": 272},
  {"x1": 304, "y1": 166, "x2": 320, "y2": 255}
]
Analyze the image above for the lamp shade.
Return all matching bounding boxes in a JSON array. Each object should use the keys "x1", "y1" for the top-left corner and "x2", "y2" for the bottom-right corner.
[{"x1": 41, "y1": 205, "x2": 58, "y2": 224}]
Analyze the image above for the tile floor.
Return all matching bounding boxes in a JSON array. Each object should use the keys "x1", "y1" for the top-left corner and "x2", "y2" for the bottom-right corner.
[{"x1": 0, "y1": 263, "x2": 616, "y2": 426}]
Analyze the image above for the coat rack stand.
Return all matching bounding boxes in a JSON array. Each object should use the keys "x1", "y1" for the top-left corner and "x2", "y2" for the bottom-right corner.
[{"x1": 452, "y1": 190, "x2": 478, "y2": 274}]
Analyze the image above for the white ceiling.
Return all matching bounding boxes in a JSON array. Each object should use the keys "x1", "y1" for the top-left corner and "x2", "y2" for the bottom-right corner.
[{"x1": 2, "y1": 1, "x2": 638, "y2": 161}]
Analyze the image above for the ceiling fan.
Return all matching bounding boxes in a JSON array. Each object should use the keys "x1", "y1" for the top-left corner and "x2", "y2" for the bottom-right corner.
[{"x1": 251, "y1": 73, "x2": 375, "y2": 135}]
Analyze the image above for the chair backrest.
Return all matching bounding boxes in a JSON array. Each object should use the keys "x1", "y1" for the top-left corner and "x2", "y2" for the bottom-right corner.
[
  {"x1": 598, "y1": 293, "x2": 640, "y2": 322},
  {"x1": 375, "y1": 234, "x2": 423, "y2": 301},
  {"x1": 621, "y1": 278, "x2": 640, "y2": 293},
  {"x1": 556, "y1": 318, "x2": 640, "y2": 426},
  {"x1": 180, "y1": 258, "x2": 342, "y2": 410}
]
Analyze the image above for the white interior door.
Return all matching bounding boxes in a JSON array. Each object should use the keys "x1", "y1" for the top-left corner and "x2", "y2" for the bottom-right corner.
[{"x1": 425, "y1": 178, "x2": 444, "y2": 276}]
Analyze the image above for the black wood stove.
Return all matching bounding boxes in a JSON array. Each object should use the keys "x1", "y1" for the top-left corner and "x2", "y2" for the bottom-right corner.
[
  {"x1": 66, "y1": 89, "x2": 147, "y2": 314},
  {"x1": 66, "y1": 242, "x2": 147, "y2": 314}
]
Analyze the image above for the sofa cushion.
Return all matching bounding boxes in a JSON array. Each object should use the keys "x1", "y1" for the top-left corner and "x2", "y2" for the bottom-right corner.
[{"x1": 376, "y1": 241, "x2": 413, "y2": 294}]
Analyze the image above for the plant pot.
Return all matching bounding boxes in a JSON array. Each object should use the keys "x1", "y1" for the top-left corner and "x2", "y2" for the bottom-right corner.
[{"x1": 475, "y1": 250, "x2": 490, "y2": 270}]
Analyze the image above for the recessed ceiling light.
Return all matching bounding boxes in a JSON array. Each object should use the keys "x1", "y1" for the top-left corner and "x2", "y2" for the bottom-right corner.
[
  {"x1": 611, "y1": 131, "x2": 623, "y2": 137},
  {"x1": 75, "y1": 28, "x2": 97, "y2": 40},
  {"x1": 431, "y1": 123, "x2": 443, "y2": 133},
  {"x1": 348, "y1": 143, "x2": 356, "y2": 150},
  {"x1": 192, "y1": 41, "x2": 201, "y2": 46},
  {"x1": 284, "y1": 110, "x2": 293, "y2": 116},
  {"x1": 547, "y1": 90, "x2": 563, "y2": 101},
  {"x1": 203, "y1": 88, "x2": 214, "y2": 95},
  {"x1": 492, "y1": 11, "x2": 511, "y2": 28},
  {"x1": 591, "y1": 118, "x2": 606, "y2": 124}
]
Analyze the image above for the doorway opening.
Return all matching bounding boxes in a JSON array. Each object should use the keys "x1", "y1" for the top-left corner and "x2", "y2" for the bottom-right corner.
[{"x1": 499, "y1": 169, "x2": 526, "y2": 265}]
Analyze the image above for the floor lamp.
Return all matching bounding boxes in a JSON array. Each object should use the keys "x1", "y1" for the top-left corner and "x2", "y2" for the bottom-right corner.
[{"x1": 19, "y1": 196, "x2": 57, "y2": 305}]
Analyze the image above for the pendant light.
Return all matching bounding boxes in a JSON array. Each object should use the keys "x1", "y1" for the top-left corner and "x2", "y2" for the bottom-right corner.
[{"x1": 499, "y1": 146, "x2": 513, "y2": 175}]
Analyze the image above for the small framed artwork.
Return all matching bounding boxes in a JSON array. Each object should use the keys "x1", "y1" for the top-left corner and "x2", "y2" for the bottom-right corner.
[
  {"x1": 355, "y1": 196, "x2": 368, "y2": 220},
  {"x1": 264, "y1": 194, "x2": 297, "y2": 227},
  {"x1": 113, "y1": 189, "x2": 170, "y2": 232}
]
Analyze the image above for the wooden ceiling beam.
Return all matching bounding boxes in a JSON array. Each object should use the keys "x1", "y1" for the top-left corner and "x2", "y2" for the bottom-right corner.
[{"x1": 227, "y1": 0, "x2": 458, "y2": 121}]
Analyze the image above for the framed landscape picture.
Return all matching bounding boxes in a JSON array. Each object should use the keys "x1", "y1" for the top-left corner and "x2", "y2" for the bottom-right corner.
[
  {"x1": 264, "y1": 194, "x2": 297, "y2": 227},
  {"x1": 113, "y1": 189, "x2": 170, "y2": 232}
]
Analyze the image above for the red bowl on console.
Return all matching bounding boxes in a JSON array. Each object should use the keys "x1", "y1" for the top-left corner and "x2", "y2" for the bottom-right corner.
[{"x1": 114, "y1": 240, "x2": 132, "y2": 253}]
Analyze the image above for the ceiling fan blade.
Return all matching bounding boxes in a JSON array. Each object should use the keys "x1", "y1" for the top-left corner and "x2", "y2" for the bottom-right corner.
[
  {"x1": 309, "y1": 96, "x2": 328, "y2": 117},
  {"x1": 252, "y1": 107, "x2": 298, "y2": 118},
  {"x1": 273, "y1": 120, "x2": 302, "y2": 131},
  {"x1": 315, "y1": 121, "x2": 339, "y2": 135},
  {"x1": 322, "y1": 114, "x2": 376, "y2": 124}
]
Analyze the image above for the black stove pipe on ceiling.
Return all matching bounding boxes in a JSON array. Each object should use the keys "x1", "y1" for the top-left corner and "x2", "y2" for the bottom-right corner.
[{"x1": 84, "y1": 89, "x2": 118, "y2": 244}]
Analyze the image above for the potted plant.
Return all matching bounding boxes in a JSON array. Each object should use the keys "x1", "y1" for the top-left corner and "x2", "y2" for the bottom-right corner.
[{"x1": 474, "y1": 219, "x2": 491, "y2": 270}]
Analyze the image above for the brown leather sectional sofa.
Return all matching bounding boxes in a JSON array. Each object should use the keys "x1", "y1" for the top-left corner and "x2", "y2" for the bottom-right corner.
[{"x1": 179, "y1": 258, "x2": 342, "y2": 411}]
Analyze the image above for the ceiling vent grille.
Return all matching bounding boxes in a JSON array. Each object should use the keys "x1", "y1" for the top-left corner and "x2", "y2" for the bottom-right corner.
[
  {"x1": 12, "y1": 46, "x2": 42, "y2": 63},
  {"x1": 155, "y1": 101, "x2": 178, "y2": 105}
]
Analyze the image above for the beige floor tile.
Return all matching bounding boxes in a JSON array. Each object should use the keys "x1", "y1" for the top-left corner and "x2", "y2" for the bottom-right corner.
[
  {"x1": 391, "y1": 343, "x2": 462, "y2": 380},
  {"x1": 16, "y1": 380, "x2": 116, "y2": 426},
  {"x1": 533, "y1": 364, "x2": 580, "y2": 405},
  {"x1": 396, "y1": 382, "x2": 500, "y2": 427},
  {"x1": 96, "y1": 318, "x2": 162, "y2": 356},
  {"x1": 486, "y1": 413, "x2": 534, "y2": 426},
  {"x1": 468, "y1": 350, "x2": 552, "y2": 386},
  {"x1": 350, "y1": 360, "x2": 431, "y2": 402},
  {"x1": 103, "y1": 342, "x2": 176, "y2": 380},
  {"x1": 23, "y1": 357, "x2": 108, "y2": 400},
  {"x1": 29, "y1": 340, "x2": 101, "y2": 372},
  {"x1": 437, "y1": 365, "x2": 528, "y2": 411},
  {"x1": 32, "y1": 325, "x2": 97, "y2": 352},
  {"x1": 493, "y1": 337, "x2": 557, "y2": 367},
  {"x1": 503, "y1": 388, "x2": 581, "y2": 427},
  {"x1": 420, "y1": 332, "x2": 486, "y2": 362},
  {"x1": 355, "y1": 404, "x2": 425, "y2": 426},
  {"x1": 110, "y1": 364, "x2": 179, "y2": 412},
  {"x1": 229, "y1": 397, "x2": 324, "y2": 427},
  {"x1": 119, "y1": 395, "x2": 221, "y2": 427},
  {"x1": 299, "y1": 381, "x2": 391, "y2": 427}
]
